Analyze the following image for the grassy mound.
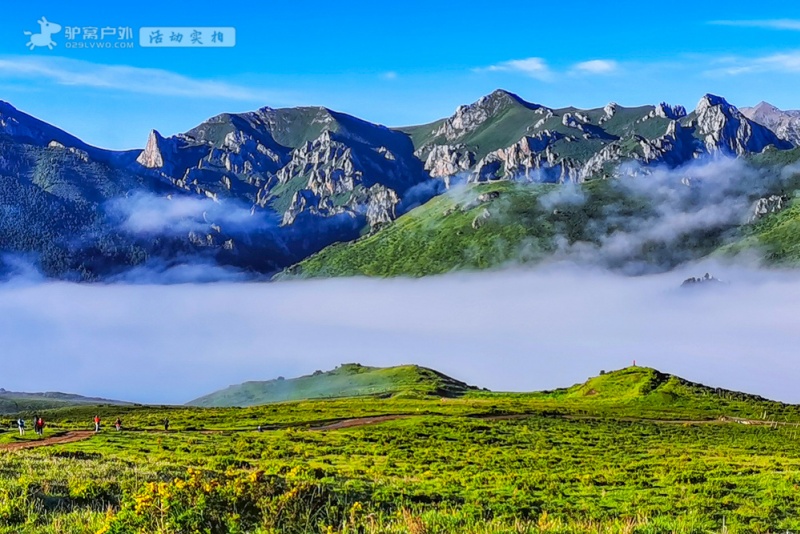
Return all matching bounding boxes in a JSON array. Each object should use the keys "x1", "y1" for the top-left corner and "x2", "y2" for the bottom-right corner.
[
  {"x1": 528, "y1": 366, "x2": 785, "y2": 419},
  {"x1": 187, "y1": 363, "x2": 478, "y2": 407}
]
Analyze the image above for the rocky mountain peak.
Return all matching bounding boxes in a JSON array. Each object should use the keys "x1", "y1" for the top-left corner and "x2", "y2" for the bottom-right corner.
[
  {"x1": 741, "y1": 102, "x2": 800, "y2": 145},
  {"x1": 433, "y1": 89, "x2": 533, "y2": 142},
  {"x1": 695, "y1": 94, "x2": 734, "y2": 115},
  {"x1": 692, "y1": 93, "x2": 790, "y2": 155},
  {"x1": 479, "y1": 89, "x2": 527, "y2": 107},
  {"x1": 752, "y1": 101, "x2": 780, "y2": 114}
]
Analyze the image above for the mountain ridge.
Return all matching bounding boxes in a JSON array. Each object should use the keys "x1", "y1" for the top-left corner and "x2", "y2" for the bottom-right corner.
[{"x1": 1, "y1": 91, "x2": 799, "y2": 280}]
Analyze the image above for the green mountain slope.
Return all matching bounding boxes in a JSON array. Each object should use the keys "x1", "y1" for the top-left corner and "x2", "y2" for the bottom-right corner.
[
  {"x1": 280, "y1": 177, "x2": 732, "y2": 278},
  {"x1": 712, "y1": 148, "x2": 800, "y2": 263},
  {"x1": 187, "y1": 363, "x2": 478, "y2": 407}
]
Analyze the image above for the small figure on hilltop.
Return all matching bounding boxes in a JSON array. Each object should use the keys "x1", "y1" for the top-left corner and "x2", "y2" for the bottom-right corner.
[
  {"x1": 93, "y1": 415, "x2": 101, "y2": 433},
  {"x1": 36, "y1": 416, "x2": 44, "y2": 437},
  {"x1": 17, "y1": 417, "x2": 24, "y2": 437},
  {"x1": 163, "y1": 418, "x2": 170, "y2": 432},
  {"x1": 114, "y1": 418, "x2": 122, "y2": 432}
]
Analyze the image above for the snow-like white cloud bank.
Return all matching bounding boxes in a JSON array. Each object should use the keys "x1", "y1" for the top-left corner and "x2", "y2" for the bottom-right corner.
[{"x1": 1, "y1": 262, "x2": 799, "y2": 405}]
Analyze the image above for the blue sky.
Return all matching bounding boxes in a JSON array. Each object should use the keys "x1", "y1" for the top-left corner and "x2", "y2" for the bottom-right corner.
[{"x1": 2, "y1": 0, "x2": 800, "y2": 149}]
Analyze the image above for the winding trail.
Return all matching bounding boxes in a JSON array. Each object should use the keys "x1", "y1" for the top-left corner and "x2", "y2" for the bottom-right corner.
[{"x1": 0, "y1": 431, "x2": 94, "y2": 452}]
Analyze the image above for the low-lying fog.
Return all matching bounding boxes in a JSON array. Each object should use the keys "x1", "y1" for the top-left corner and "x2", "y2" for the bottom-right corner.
[{"x1": 1, "y1": 261, "x2": 799, "y2": 405}]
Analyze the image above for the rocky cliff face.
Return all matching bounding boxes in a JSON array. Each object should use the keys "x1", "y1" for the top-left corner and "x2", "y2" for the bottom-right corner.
[
  {"x1": 137, "y1": 108, "x2": 425, "y2": 231},
  {"x1": 431, "y1": 90, "x2": 535, "y2": 142},
  {"x1": 691, "y1": 94, "x2": 791, "y2": 155},
  {"x1": 471, "y1": 132, "x2": 577, "y2": 183}
]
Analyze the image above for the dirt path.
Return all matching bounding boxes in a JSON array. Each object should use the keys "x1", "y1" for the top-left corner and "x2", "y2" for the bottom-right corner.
[
  {"x1": 0, "y1": 431, "x2": 94, "y2": 452},
  {"x1": 310, "y1": 415, "x2": 411, "y2": 431}
]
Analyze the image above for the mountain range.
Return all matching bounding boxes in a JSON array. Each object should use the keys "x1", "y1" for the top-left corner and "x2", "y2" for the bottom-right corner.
[
  {"x1": 1, "y1": 90, "x2": 799, "y2": 280},
  {"x1": 0, "y1": 388, "x2": 131, "y2": 414}
]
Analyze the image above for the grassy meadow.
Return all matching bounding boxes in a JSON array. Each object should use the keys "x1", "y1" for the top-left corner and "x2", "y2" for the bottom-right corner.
[{"x1": 1, "y1": 367, "x2": 799, "y2": 533}]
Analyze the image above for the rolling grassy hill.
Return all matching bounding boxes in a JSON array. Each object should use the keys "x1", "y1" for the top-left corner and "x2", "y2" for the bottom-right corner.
[
  {"x1": 522, "y1": 366, "x2": 791, "y2": 420},
  {"x1": 185, "y1": 362, "x2": 796, "y2": 423},
  {"x1": 187, "y1": 363, "x2": 478, "y2": 407}
]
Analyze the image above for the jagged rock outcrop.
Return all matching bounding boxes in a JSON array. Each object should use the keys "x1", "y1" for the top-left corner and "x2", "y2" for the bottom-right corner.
[
  {"x1": 282, "y1": 189, "x2": 350, "y2": 225},
  {"x1": 276, "y1": 131, "x2": 360, "y2": 195},
  {"x1": 364, "y1": 185, "x2": 400, "y2": 227},
  {"x1": 419, "y1": 144, "x2": 475, "y2": 182},
  {"x1": 599, "y1": 103, "x2": 618, "y2": 124},
  {"x1": 652, "y1": 102, "x2": 687, "y2": 120},
  {"x1": 136, "y1": 130, "x2": 169, "y2": 169},
  {"x1": 265, "y1": 127, "x2": 422, "y2": 227},
  {"x1": 471, "y1": 208, "x2": 492, "y2": 229},
  {"x1": 750, "y1": 194, "x2": 789, "y2": 222},
  {"x1": 470, "y1": 133, "x2": 578, "y2": 183}
]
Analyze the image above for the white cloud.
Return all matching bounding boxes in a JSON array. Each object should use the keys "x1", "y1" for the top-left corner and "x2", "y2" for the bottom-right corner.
[
  {"x1": 710, "y1": 19, "x2": 800, "y2": 31},
  {"x1": 0, "y1": 55, "x2": 285, "y2": 102},
  {"x1": 381, "y1": 71, "x2": 398, "y2": 80},
  {"x1": 706, "y1": 51, "x2": 800, "y2": 76},
  {"x1": 571, "y1": 59, "x2": 619, "y2": 75},
  {"x1": 475, "y1": 57, "x2": 554, "y2": 81},
  {"x1": 3, "y1": 265, "x2": 800, "y2": 404}
]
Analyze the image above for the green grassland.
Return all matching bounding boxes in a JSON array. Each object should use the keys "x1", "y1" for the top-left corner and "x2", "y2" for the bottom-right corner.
[{"x1": 3, "y1": 367, "x2": 800, "y2": 532}]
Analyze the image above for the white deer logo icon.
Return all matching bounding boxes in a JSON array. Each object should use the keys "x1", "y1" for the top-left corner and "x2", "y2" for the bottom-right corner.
[{"x1": 24, "y1": 17, "x2": 62, "y2": 50}]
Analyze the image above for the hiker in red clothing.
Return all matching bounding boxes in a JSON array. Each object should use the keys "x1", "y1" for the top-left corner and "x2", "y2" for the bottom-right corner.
[
  {"x1": 93, "y1": 415, "x2": 101, "y2": 433},
  {"x1": 36, "y1": 417, "x2": 44, "y2": 436}
]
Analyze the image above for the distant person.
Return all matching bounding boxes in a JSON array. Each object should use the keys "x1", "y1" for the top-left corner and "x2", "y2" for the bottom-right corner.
[
  {"x1": 257, "y1": 425, "x2": 263, "y2": 432},
  {"x1": 36, "y1": 417, "x2": 44, "y2": 436},
  {"x1": 17, "y1": 418, "x2": 24, "y2": 436},
  {"x1": 93, "y1": 415, "x2": 101, "y2": 433},
  {"x1": 163, "y1": 418, "x2": 169, "y2": 432},
  {"x1": 32, "y1": 414, "x2": 39, "y2": 434},
  {"x1": 114, "y1": 418, "x2": 122, "y2": 432}
]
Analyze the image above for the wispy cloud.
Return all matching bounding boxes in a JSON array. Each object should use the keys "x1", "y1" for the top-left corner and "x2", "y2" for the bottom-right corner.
[
  {"x1": 570, "y1": 59, "x2": 619, "y2": 75},
  {"x1": 381, "y1": 71, "x2": 398, "y2": 81},
  {"x1": 710, "y1": 19, "x2": 800, "y2": 31},
  {"x1": 474, "y1": 57, "x2": 554, "y2": 81},
  {"x1": 706, "y1": 51, "x2": 800, "y2": 76},
  {"x1": 0, "y1": 55, "x2": 286, "y2": 102}
]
